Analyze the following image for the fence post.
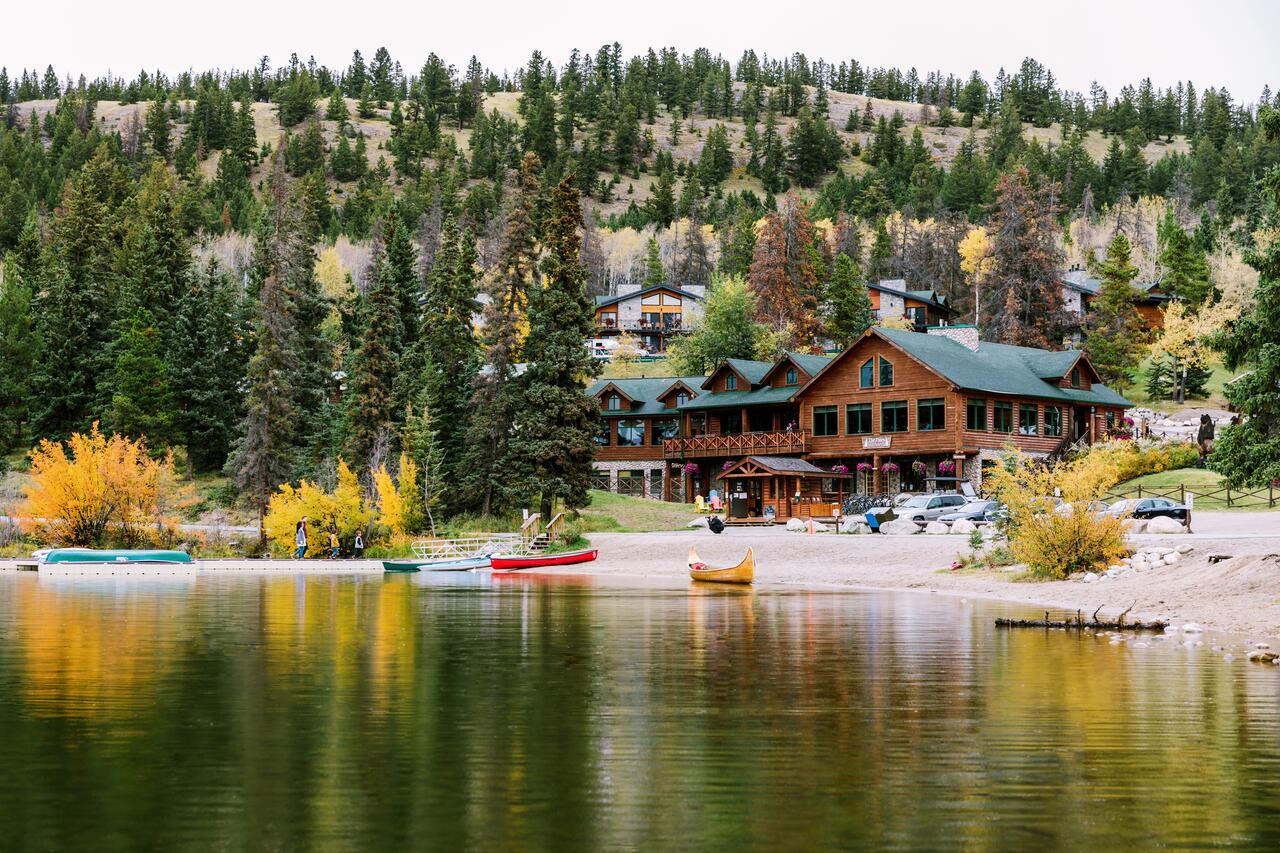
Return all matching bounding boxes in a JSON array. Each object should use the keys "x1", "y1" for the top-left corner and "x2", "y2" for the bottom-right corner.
[
  {"x1": 1137, "y1": 485, "x2": 1143, "y2": 498},
  {"x1": 1227, "y1": 488, "x2": 1233, "y2": 508},
  {"x1": 1180, "y1": 484, "x2": 1185, "y2": 504}
]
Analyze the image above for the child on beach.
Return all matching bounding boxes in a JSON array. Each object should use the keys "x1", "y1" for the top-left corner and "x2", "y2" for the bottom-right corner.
[
  {"x1": 295, "y1": 516, "x2": 308, "y2": 559},
  {"x1": 328, "y1": 529, "x2": 341, "y2": 559}
]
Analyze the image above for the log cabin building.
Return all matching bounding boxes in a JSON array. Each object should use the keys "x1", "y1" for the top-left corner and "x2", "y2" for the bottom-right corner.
[
  {"x1": 592, "y1": 284, "x2": 705, "y2": 354},
  {"x1": 589, "y1": 325, "x2": 1132, "y2": 521},
  {"x1": 1061, "y1": 268, "x2": 1173, "y2": 331}
]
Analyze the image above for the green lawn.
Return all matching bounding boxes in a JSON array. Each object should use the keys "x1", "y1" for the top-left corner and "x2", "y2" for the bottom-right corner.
[
  {"x1": 1110, "y1": 467, "x2": 1278, "y2": 511},
  {"x1": 1122, "y1": 356, "x2": 1240, "y2": 413},
  {"x1": 577, "y1": 489, "x2": 696, "y2": 533}
]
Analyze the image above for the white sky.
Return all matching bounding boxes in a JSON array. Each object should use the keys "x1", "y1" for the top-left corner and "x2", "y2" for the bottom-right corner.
[{"x1": 3, "y1": 0, "x2": 1277, "y2": 103}]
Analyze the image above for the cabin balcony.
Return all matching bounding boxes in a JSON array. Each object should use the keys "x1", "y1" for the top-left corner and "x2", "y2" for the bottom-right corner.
[
  {"x1": 662, "y1": 431, "x2": 809, "y2": 459},
  {"x1": 597, "y1": 318, "x2": 686, "y2": 334}
]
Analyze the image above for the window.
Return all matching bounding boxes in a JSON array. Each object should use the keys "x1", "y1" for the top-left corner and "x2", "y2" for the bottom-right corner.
[
  {"x1": 725, "y1": 373, "x2": 737, "y2": 391},
  {"x1": 594, "y1": 421, "x2": 611, "y2": 446},
  {"x1": 846, "y1": 403, "x2": 872, "y2": 435},
  {"x1": 642, "y1": 311, "x2": 662, "y2": 327},
  {"x1": 1044, "y1": 406, "x2": 1062, "y2": 437},
  {"x1": 1070, "y1": 367, "x2": 1081, "y2": 387},
  {"x1": 966, "y1": 398, "x2": 987, "y2": 431},
  {"x1": 879, "y1": 357, "x2": 894, "y2": 387},
  {"x1": 993, "y1": 401, "x2": 1013, "y2": 433},
  {"x1": 675, "y1": 391, "x2": 690, "y2": 407},
  {"x1": 813, "y1": 405, "x2": 838, "y2": 437},
  {"x1": 599, "y1": 311, "x2": 617, "y2": 327},
  {"x1": 648, "y1": 469, "x2": 664, "y2": 498},
  {"x1": 606, "y1": 394, "x2": 621, "y2": 411},
  {"x1": 689, "y1": 413, "x2": 706, "y2": 436},
  {"x1": 881, "y1": 400, "x2": 909, "y2": 433},
  {"x1": 617, "y1": 419, "x2": 645, "y2": 447},
  {"x1": 651, "y1": 418, "x2": 680, "y2": 444},
  {"x1": 1018, "y1": 403, "x2": 1039, "y2": 435},
  {"x1": 917, "y1": 398, "x2": 945, "y2": 431},
  {"x1": 859, "y1": 359, "x2": 874, "y2": 389},
  {"x1": 784, "y1": 367, "x2": 798, "y2": 385},
  {"x1": 720, "y1": 411, "x2": 742, "y2": 435}
]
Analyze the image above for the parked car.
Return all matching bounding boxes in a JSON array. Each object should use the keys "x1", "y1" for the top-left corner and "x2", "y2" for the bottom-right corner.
[
  {"x1": 896, "y1": 494, "x2": 968, "y2": 523},
  {"x1": 937, "y1": 500, "x2": 999, "y2": 523},
  {"x1": 1055, "y1": 500, "x2": 1109, "y2": 515},
  {"x1": 1105, "y1": 497, "x2": 1191, "y2": 524}
]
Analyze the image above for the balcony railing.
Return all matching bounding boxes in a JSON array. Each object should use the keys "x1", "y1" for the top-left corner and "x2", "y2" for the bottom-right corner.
[
  {"x1": 598, "y1": 319, "x2": 686, "y2": 334},
  {"x1": 663, "y1": 431, "x2": 808, "y2": 459}
]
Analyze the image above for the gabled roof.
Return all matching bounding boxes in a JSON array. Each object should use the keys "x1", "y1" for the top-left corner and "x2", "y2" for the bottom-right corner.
[
  {"x1": 1061, "y1": 271, "x2": 1172, "y2": 303},
  {"x1": 700, "y1": 357, "x2": 773, "y2": 391},
  {"x1": 593, "y1": 285, "x2": 706, "y2": 310},
  {"x1": 868, "y1": 281, "x2": 954, "y2": 313},
  {"x1": 656, "y1": 378, "x2": 700, "y2": 401},
  {"x1": 677, "y1": 386, "x2": 798, "y2": 411},
  {"x1": 721, "y1": 455, "x2": 851, "y2": 477},
  {"x1": 586, "y1": 375, "x2": 707, "y2": 417},
  {"x1": 759, "y1": 351, "x2": 834, "y2": 386},
  {"x1": 592, "y1": 381, "x2": 637, "y2": 405},
  {"x1": 797, "y1": 327, "x2": 1131, "y2": 408}
]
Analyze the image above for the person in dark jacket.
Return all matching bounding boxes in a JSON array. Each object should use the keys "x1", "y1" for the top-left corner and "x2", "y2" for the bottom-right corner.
[
  {"x1": 1196, "y1": 415, "x2": 1215, "y2": 466},
  {"x1": 295, "y1": 516, "x2": 309, "y2": 559}
]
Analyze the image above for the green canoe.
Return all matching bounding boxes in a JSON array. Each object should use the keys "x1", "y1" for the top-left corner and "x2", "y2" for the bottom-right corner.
[{"x1": 42, "y1": 549, "x2": 195, "y2": 565}]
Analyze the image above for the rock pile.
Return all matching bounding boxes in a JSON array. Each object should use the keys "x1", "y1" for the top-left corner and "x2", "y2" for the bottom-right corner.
[{"x1": 1080, "y1": 545, "x2": 1194, "y2": 582}]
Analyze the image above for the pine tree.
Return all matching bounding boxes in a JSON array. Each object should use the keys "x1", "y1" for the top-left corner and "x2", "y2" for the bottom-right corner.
[
  {"x1": 643, "y1": 236, "x2": 665, "y2": 287},
  {"x1": 0, "y1": 252, "x2": 36, "y2": 449},
  {"x1": 325, "y1": 88, "x2": 349, "y2": 123},
  {"x1": 718, "y1": 206, "x2": 758, "y2": 279},
  {"x1": 144, "y1": 96, "x2": 171, "y2": 159},
  {"x1": 673, "y1": 209, "x2": 713, "y2": 290},
  {"x1": 1084, "y1": 234, "x2": 1147, "y2": 389},
  {"x1": 345, "y1": 255, "x2": 402, "y2": 472},
  {"x1": 648, "y1": 166, "x2": 675, "y2": 227},
  {"x1": 826, "y1": 252, "x2": 873, "y2": 347},
  {"x1": 1158, "y1": 213, "x2": 1212, "y2": 306},
  {"x1": 509, "y1": 173, "x2": 601, "y2": 519},
  {"x1": 108, "y1": 307, "x2": 175, "y2": 445},
  {"x1": 381, "y1": 209, "x2": 420, "y2": 356}
]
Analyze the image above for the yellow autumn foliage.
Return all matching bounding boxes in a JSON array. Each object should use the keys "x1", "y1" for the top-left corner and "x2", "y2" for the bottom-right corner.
[
  {"x1": 263, "y1": 459, "x2": 376, "y2": 555},
  {"x1": 373, "y1": 454, "x2": 425, "y2": 536},
  {"x1": 20, "y1": 423, "x2": 181, "y2": 546}
]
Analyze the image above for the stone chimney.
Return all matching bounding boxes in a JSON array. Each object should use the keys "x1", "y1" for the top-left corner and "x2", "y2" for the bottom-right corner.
[
  {"x1": 877, "y1": 277, "x2": 907, "y2": 293},
  {"x1": 927, "y1": 324, "x2": 980, "y2": 351}
]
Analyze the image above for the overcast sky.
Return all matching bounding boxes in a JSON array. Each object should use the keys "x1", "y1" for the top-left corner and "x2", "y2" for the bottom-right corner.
[{"x1": 4, "y1": 0, "x2": 1277, "y2": 103}]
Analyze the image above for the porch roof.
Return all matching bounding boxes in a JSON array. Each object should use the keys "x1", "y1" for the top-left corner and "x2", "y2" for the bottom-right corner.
[{"x1": 721, "y1": 455, "x2": 853, "y2": 478}]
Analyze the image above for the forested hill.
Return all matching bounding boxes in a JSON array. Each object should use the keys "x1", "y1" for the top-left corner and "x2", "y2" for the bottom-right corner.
[{"x1": 0, "y1": 45, "x2": 1277, "y2": 503}]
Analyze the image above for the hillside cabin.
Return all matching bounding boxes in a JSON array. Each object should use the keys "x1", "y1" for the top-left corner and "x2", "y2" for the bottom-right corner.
[{"x1": 593, "y1": 284, "x2": 705, "y2": 353}]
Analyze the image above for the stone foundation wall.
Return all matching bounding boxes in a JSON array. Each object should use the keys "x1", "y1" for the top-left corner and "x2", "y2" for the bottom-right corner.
[{"x1": 590, "y1": 459, "x2": 671, "y2": 500}]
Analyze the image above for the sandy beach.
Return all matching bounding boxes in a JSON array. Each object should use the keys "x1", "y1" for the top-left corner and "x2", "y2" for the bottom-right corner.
[{"x1": 559, "y1": 512, "x2": 1280, "y2": 640}]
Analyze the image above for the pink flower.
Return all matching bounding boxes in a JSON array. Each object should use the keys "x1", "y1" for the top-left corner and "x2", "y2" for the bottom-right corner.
[{"x1": 831, "y1": 464, "x2": 849, "y2": 474}]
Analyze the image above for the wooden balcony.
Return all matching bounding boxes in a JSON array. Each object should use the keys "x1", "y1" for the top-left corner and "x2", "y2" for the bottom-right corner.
[{"x1": 663, "y1": 431, "x2": 809, "y2": 459}]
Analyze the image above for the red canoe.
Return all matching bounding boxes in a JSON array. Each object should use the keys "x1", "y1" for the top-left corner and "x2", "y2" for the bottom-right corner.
[{"x1": 490, "y1": 549, "x2": 599, "y2": 571}]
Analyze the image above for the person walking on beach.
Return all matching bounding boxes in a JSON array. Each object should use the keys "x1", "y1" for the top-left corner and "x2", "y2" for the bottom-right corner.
[
  {"x1": 353, "y1": 530, "x2": 365, "y2": 559},
  {"x1": 295, "y1": 516, "x2": 309, "y2": 559},
  {"x1": 328, "y1": 528, "x2": 341, "y2": 559}
]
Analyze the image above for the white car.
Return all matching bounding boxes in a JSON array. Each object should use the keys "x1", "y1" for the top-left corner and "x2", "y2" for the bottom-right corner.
[{"x1": 896, "y1": 494, "x2": 968, "y2": 523}]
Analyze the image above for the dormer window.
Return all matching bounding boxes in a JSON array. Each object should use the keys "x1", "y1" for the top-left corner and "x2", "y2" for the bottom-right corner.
[
  {"x1": 1070, "y1": 367, "x2": 1081, "y2": 387},
  {"x1": 725, "y1": 373, "x2": 737, "y2": 391},
  {"x1": 784, "y1": 367, "x2": 797, "y2": 386},
  {"x1": 675, "y1": 391, "x2": 690, "y2": 407},
  {"x1": 607, "y1": 394, "x2": 621, "y2": 411}
]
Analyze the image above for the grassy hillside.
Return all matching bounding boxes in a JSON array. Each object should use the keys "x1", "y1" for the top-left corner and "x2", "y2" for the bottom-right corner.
[{"x1": 1110, "y1": 467, "x2": 1277, "y2": 511}]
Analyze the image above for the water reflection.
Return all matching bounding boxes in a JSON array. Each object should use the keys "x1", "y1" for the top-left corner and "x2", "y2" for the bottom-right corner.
[{"x1": 0, "y1": 572, "x2": 1277, "y2": 850}]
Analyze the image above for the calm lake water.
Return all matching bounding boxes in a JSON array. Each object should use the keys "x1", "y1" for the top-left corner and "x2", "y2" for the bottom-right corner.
[{"x1": 0, "y1": 571, "x2": 1278, "y2": 851}]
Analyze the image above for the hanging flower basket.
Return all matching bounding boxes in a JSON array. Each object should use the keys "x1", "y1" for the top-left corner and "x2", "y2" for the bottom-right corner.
[
  {"x1": 938, "y1": 460, "x2": 956, "y2": 475},
  {"x1": 682, "y1": 462, "x2": 700, "y2": 475},
  {"x1": 831, "y1": 464, "x2": 849, "y2": 475},
  {"x1": 911, "y1": 460, "x2": 927, "y2": 475},
  {"x1": 881, "y1": 462, "x2": 899, "y2": 474},
  {"x1": 856, "y1": 462, "x2": 874, "y2": 474},
  {"x1": 722, "y1": 460, "x2": 735, "y2": 471}
]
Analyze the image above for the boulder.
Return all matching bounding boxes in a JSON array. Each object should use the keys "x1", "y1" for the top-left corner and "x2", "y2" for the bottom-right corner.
[
  {"x1": 1123, "y1": 519, "x2": 1148, "y2": 534},
  {"x1": 1182, "y1": 622, "x2": 1204, "y2": 633},
  {"x1": 1176, "y1": 544, "x2": 1193, "y2": 554},
  {"x1": 809, "y1": 520, "x2": 832, "y2": 533},
  {"x1": 1247, "y1": 650, "x2": 1279, "y2": 664},
  {"x1": 784, "y1": 518, "x2": 807, "y2": 532},
  {"x1": 879, "y1": 519, "x2": 920, "y2": 536},
  {"x1": 924, "y1": 521, "x2": 951, "y2": 535},
  {"x1": 951, "y1": 519, "x2": 977, "y2": 535},
  {"x1": 839, "y1": 517, "x2": 869, "y2": 534},
  {"x1": 1146, "y1": 516, "x2": 1187, "y2": 535},
  {"x1": 1081, "y1": 572, "x2": 1099, "y2": 583},
  {"x1": 1163, "y1": 553, "x2": 1180, "y2": 565}
]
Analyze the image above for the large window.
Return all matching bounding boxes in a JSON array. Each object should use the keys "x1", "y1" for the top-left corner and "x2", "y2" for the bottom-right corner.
[
  {"x1": 846, "y1": 403, "x2": 872, "y2": 435},
  {"x1": 720, "y1": 411, "x2": 742, "y2": 435},
  {"x1": 594, "y1": 421, "x2": 611, "y2": 446},
  {"x1": 617, "y1": 419, "x2": 645, "y2": 447},
  {"x1": 651, "y1": 418, "x2": 680, "y2": 444},
  {"x1": 859, "y1": 359, "x2": 874, "y2": 389},
  {"x1": 813, "y1": 406, "x2": 838, "y2": 437},
  {"x1": 879, "y1": 357, "x2": 894, "y2": 387},
  {"x1": 724, "y1": 373, "x2": 737, "y2": 390},
  {"x1": 881, "y1": 400, "x2": 909, "y2": 433},
  {"x1": 966, "y1": 398, "x2": 987, "y2": 431},
  {"x1": 1019, "y1": 403, "x2": 1039, "y2": 435},
  {"x1": 993, "y1": 401, "x2": 1013, "y2": 433},
  {"x1": 1044, "y1": 406, "x2": 1063, "y2": 437},
  {"x1": 606, "y1": 394, "x2": 622, "y2": 411},
  {"x1": 1070, "y1": 367, "x2": 1081, "y2": 387},
  {"x1": 917, "y1": 398, "x2": 946, "y2": 431}
]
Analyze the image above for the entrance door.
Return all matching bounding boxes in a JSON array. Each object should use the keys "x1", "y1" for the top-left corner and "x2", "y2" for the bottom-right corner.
[
  {"x1": 1072, "y1": 407, "x2": 1089, "y2": 441},
  {"x1": 747, "y1": 480, "x2": 763, "y2": 516}
]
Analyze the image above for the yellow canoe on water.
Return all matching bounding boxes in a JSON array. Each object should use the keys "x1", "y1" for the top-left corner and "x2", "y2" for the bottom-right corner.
[{"x1": 688, "y1": 546, "x2": 754, "y2": 584}]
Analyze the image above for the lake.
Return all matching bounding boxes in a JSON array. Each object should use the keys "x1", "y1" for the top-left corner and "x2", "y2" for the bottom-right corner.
[{"x1": 0, "y1": 571, "x2": 1277, "y2": 850}]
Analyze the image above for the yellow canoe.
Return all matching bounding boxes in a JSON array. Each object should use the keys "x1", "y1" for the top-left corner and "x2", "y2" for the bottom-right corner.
[{"x1": 688, "y1": 546, "x2": 754, "y2": 584}]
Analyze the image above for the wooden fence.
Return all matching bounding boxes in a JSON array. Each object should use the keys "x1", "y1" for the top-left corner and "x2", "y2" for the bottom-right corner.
[{"x1": 1100, "y1": 483, "x2": 1278, "y2": 509}]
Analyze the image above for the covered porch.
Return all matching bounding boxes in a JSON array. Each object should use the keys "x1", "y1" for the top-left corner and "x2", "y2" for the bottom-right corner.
[{"x1": 718, "y1": 455, "x2": 853, "y2": 525}]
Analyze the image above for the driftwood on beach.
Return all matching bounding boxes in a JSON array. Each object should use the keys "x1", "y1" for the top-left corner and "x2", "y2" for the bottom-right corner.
[{"x1": 995, "y1": 603, "x2": 1168, "y2": 632}]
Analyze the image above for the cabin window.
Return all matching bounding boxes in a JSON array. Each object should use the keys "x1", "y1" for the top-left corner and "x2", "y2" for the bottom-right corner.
[
  {"x1": 617, "y1": 419, "x2": 645, "y2": 447},
  {"x1": 785, "y1": 367, "x2": 798, "y2": 386},
  {"x1": 1070, "y1": 367, "x2": 1081, "y2": 387},
  {"x1": 651, "y1": 418, "x2": 680, "y2": 444},
  {"x1": 879, "y1": 357, "x2": 894, "y2": 387},
  {"x1": 881, "y1": 400, "x2": 909, "y2": 433},
  {"x1": 607, "y1": 394, "x2": 622, "y2": 411},
  {"x1": 845, "y1": 403, "x2": 872, "y2": 435},
  {"x1": 1106, "y1": 411, "x2": 1116, "y2": 430},
  {"x1": 1018, "y1": 404, "x2": 1039, "y2": 435},
  {"x1": 1044, "y1": 406, "x2": 1063, "y2": 437},
  {"x1": 599, "y1": 311, "x2": 617, "y2": 328},
  {"x1": 675, "y1": 391, "x2": 690, "y2": 407},
  {"x1": 725, "y1": 373, "x2": 737, "y2": 391},
  {"x1": 966, "y1": 398, "x2": 987, "y2": 431},
  {"x1": 689, "y1": 413, "x2": 706, "y2": 436},
  {"x1": 721, "y1": 411, "x2": 743, "y2": 435},
  {"x1": 993, "y1": 401, "x2": 1013, "y2": 433},
  {"x1": 859, "y1": 359, "x2": 874, "y2": 389},
  {"x1": 917, "y1": 398, "x2": 946, "y2": 431},
  {"x1": 813, "y1": 406, "x2": 838, "y2": 437},
  {"x1": 594, "y1": 421, "x2": 611, "y2": 446}
]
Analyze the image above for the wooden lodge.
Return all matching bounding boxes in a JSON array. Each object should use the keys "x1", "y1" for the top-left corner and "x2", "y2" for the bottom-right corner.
[
  {"x1": 588, "y1": 325, "x2": 1132, "y2": 520},
  {"x1": 592, "y1": 284, "x2": 705, "y2": 353}
]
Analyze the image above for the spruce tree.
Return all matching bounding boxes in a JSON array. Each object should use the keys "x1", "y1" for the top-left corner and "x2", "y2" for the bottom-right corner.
[
  {"x1": 1158, "y1": 213, "x2": 1212, "y2": 306},
  {"x1": 0, "y1": 252, "x2": 36, "y2": 449},
  {"x1": 144, "y1": 95, "x2": 171, "y2": 159},
  {"x1": 826, "y1": 252, "x2": 873, "y2": 347},
  {"x1": 326, "y1": 88, "x2": 349, "y2": 123},
  {"x1": 108, "y1": 307, "x2": 175, "y2": 445},
  {"x1": 345, "y1": 255, "x2": 402, "y2": 472},
  {"x1": 1084, "y1": 234, "x2": 1147, "y2": 389},
  {"x1": 643, "y1": 236, "x2": 665, "y2": 287},
  {"x1": 510, "y1": 174, "x2": 601, "y2": 520}
]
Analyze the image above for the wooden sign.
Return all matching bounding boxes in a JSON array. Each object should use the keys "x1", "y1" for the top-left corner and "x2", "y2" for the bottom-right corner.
[{"x1": 862, "y1": 436, "x2": 891, "y2": 449}]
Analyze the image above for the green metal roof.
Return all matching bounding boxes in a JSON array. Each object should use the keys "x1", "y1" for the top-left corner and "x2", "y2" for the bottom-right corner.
[
  {"x1": 678, "y1": 385, "x2": 799, "y2": 411},
  {"x1": 786, "y1": 351, "x2": 834, "y2": 377},
  {"x1": 871, "y1": 328, "x2": 1132, "y2": 407},
  {"x1": 588, "y1": 375, "x2": 705, "y2": 417},
  {"x1": 593, "y1": 285, "x2": 705, "y2": 309}
]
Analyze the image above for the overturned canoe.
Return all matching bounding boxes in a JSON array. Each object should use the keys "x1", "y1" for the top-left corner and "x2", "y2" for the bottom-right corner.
[
  {"x1": 41, "y1": 549, "x2": 194, "y2": 565},
  {"x1": 383, "y1": 556, "x2": 492, "y2": 573},
  {"x1": 491, "y1": 549, "x2": 598, "y2": 571},
  {"x1": 688, "y1": 546, "x2": 754, "y2": 584}
]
